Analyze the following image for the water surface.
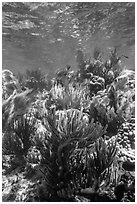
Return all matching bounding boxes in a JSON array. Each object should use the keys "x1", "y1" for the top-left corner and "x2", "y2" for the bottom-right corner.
[{"x1": 2, "y1": 2, "x2": 135, "y2": 75}]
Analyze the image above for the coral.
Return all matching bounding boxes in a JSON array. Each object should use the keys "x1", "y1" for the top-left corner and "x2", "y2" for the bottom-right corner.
[
  {"x1": 2, "y1": 50, "x2": 135, "y2": 202},
  {"x1": 2, "y1": 115, "x2": 36, "y2": 157}
]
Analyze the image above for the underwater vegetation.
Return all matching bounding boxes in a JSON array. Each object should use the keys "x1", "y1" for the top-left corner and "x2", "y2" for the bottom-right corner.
[{"x1": 2, "y1": 49, "x2": 135, "y2": 202}]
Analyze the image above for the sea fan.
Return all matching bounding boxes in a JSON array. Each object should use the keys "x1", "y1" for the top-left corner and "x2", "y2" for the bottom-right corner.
[
  {"x1": 2, "y1": 69, "x2": 22, "y2": 99},
  {"x1": 2, "y1": 88, "x2": 37, "y2": 129}
]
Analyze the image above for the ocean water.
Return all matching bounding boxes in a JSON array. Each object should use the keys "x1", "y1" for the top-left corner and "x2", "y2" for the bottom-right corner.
[{"x1": 2, "y1": 2, "x2": 135, "y2": 75}]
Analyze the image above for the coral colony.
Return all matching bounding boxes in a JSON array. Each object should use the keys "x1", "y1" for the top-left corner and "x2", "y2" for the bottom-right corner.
[{"x1": 2, "y1": 49, "x2": 135, "y2": 201}]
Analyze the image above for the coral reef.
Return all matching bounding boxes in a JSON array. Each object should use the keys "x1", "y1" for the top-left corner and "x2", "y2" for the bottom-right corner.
[{"x1": 2, "y1": 49, "x2": 135, "y2": 202}]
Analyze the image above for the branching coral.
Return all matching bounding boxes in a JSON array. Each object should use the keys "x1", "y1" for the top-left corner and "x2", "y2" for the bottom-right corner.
[
  {"x1": 2, "y1": 115, "x2": 36, "y2": 158},
  {"x1": 50, "y1": 83, "x2": 90, "y2": 110},
  {"x1": 69, "y1": 136, "x2": 118, "y2": 200},
  {"x1": 33, "y1": 108, "x2": 106, "y2": 200}
]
